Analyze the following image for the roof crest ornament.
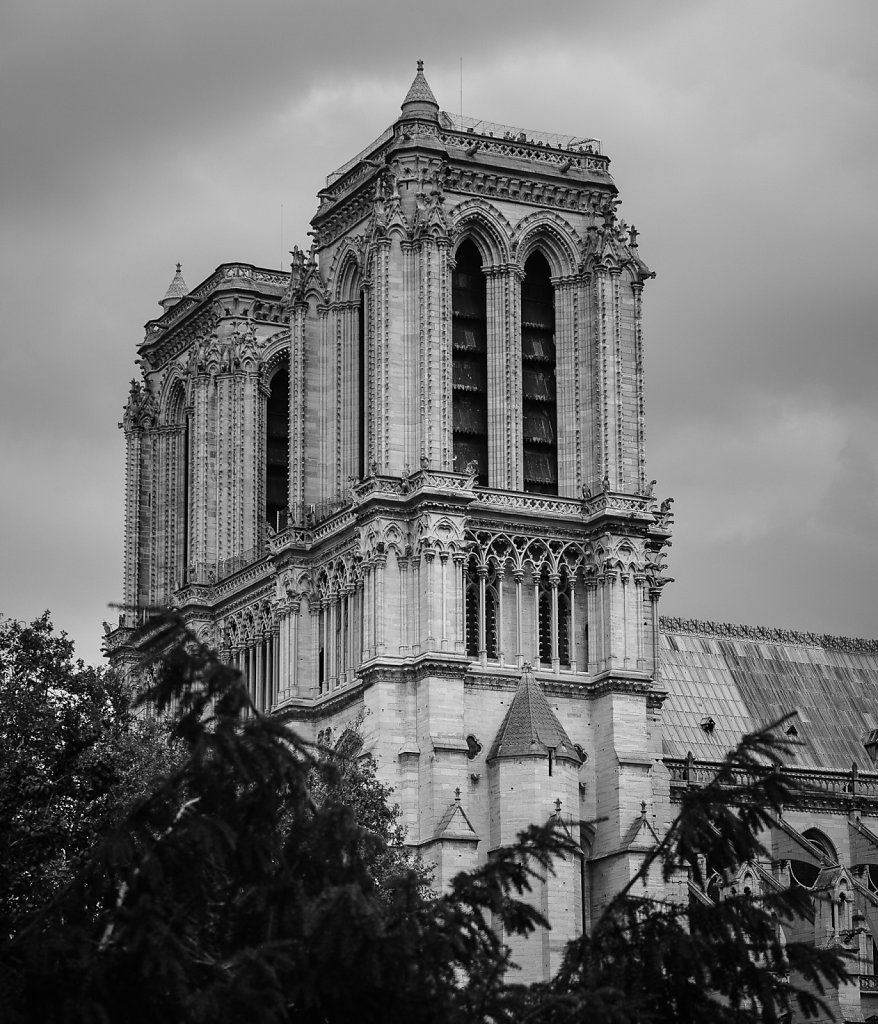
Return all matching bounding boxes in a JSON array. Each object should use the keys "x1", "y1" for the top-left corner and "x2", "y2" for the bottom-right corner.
[{"x1": 660, "y1": 616, "x2": 878, "y2": 653}]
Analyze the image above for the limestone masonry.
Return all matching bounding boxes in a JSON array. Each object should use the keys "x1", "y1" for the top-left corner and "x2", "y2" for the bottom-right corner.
[{"x1": 107, "y1": 65, "x2": 878, "y2": 1020}]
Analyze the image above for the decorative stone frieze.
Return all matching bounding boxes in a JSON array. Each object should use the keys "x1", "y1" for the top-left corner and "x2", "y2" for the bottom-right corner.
[{"x1": 661, "y1": 616, "x2": 878, "y2": 653}]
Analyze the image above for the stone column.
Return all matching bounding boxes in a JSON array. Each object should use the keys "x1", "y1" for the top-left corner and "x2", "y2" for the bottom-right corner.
[
  {"x1": 531, "y1": 571, "x2": 541, "y2": 666},
  {"x1": 495, "y1": 567, "x2": 505, "y2": 664},
  {"x1": 453, "y1": 553, "x2": 466, "y2": 655},
  {"x1": 635, "y1": 576, "x2": 646, "y2": 670},
  {"x1": 553, "y1": 276, "x2": 578, "y2": 496},
  {"x1": 121, "y1": 424, "x2": 143, "y2": 618},
  {"x1": 289, "y1": 302, "x2": 308, "y2": 510},
  {"x1": 255, "y1": 638, "x2": 264, "y2": 711},
  {"x1": 369, "y1": 238, "x2": 392, "y2": 470},
  {"x1": 375, "y1": 556, "x2": 387, "y2": 655},
  {"x1": 514, "y1": 569, "x2": 524, "y2": 666},
  {"x1": 398, "y1": 559, "x2": 409, "y2": 656},
  {"x1": 416, "y1": 234, "x2": 452, "y2": 471},
  {"x1": 485, "y1": 265, "x2": 524, "y2": 489},
  {"x1": 424, "y1": 549, "x2": 436, "y2": 648},
  {"x1": 550, "y1": 572, "x2": 560, "y2": 673},
  {"x1": 477, "y1": 564, "x2": 487, "y2": 666},
  {"x1": 361, "y1": 564, "x2": 374, "y2": 661}
]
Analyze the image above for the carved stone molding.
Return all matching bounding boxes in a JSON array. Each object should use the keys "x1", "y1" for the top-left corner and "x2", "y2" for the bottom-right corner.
[{"x1": 660, "y1": 617, "x2": 878, "y2": 653}]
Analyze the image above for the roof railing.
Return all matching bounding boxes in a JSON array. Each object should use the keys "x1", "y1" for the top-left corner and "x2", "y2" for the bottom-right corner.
[{"x1": 438, "y1": 111, "x2": 601, "y2": 153}]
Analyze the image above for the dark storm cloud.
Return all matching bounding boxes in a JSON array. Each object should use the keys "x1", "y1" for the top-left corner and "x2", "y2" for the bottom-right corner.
[{"x1": 1, "y1": 0, "x2": 876, "y2": 661}]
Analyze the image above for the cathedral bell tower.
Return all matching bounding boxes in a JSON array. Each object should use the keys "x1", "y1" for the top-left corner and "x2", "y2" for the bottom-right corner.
[{"x1": 110, "y1": 63, "x2": 674, "y2": 984}]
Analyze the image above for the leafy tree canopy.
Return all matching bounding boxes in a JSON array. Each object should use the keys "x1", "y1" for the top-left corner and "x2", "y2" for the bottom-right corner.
[
  {"x1": 1, "y1": 614, "x2": 849, "y2": 1024},
  {"x1": 0, "y1": 612, "x2": 178, "y2": 927}
]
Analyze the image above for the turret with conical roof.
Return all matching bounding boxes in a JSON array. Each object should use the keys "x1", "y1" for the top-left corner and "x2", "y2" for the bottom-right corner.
[
  {"x1": 159, "y1": 262, "x2": 188, "y2": 312},
  {"x1": 399, "y1": 59, "x2": 439, "y2": 123},
  {"x1": 487, "y1": 667, "x2": 584, "y2": 981},
  {"x1": 488, "y1": 666, "x2": 580, "y2": 765}
]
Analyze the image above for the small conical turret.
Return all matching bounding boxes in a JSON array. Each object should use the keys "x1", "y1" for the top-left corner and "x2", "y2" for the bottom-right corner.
[
  {"x1": 159, "y1": 262, "x2": 188, "y2": 312},
  {"x1": 487, "y1": 665, "x2": 580, "y2": 763},
  {"x1": 399, "y1": 60, "x2": 439, "y2": 123}
]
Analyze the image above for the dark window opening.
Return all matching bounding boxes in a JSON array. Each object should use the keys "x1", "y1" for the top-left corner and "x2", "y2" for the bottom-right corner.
[
  {"x1": 521, "y1": 252, "x2": 557, "y2": 494},
  {"x1": 465, "y1": 576, "x2": 479, "y2": 658},
  {"x1": 452, "y1": 241, "x2": 488, "y2": 485},
  {"x1": 558, "y1": 590, "x2": 571, "y2": 665},
  {"x1": 538, "y1": 584, "x2": 552, "y2": 664},
  {"x1": 182, "y1": 413, "x2": 190, "y2": 574},
  {"x1": 464, "y1": 556, "x2": 498, "y2": 659},
  {"x1": 485, "y1": 589, "x2": 497, "y2": 659},
  {"x1": 265, "y1": 366, "x2": 290, "y2": 529},
  {"x1": 537, "y1": 570, "x2": 571, "y2": 666},
  {"x1": 358, "y1": 292, "x2": 366, "y2": 478}
]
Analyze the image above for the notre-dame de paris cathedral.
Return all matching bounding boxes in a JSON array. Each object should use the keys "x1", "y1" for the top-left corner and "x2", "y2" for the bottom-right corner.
[{"x1": 107, "y1": 64, "x2": 878, "y2": 1020}]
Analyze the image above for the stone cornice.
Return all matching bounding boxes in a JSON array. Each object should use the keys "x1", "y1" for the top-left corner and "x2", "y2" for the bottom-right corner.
[
  {"x1": 462, "y1": 665, "x2": 661, "y2": 700},
  {"x1": 660, "y1": 616, "x2": 878, "y2": 653},
  {"x1": 140, "y1": 264, "x2": 289, "y2": 368},
  {"x1": 579, "y1": 670, "x2": 656, "y2": 697},
  {"x1": 145, "y1": 263, "x2": 289, "y2": 335},
  {"x1": 213, "y1": 579, "x2": 277, "y2": 620},
  {"x1": 444, "y1": 166, "x2": 613, "y2": 217},
  {"x1": 465, "y1": 666, "x2": 587, "y2": 698},
  {"x1": 270, "y1": 472, "x2": 478, "y2": 556},
  {"x1": 275, "y1": 678, "x2": 368, "y2": 721},
  {"x1": 360, "y1": 653, "x2": 471, "y2": 686}
]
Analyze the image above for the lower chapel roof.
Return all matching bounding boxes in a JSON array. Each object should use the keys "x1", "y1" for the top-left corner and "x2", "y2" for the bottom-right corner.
[{"x1": 658, "y1": 618, "x2": 878, "y2": 771}]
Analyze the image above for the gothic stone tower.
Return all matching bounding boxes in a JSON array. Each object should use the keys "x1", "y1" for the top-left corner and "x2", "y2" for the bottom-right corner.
[{"x1": 109, "y1": 64, "x2": 674, "y2": 982}]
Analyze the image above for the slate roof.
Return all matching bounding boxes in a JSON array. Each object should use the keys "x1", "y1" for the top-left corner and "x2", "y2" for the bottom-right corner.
[
  {"x1": 400, "y1": 61, "x2": 439, "y2": 116},
  {"x1": 161, "y1": 263, "x2": 188, "y2": 306},
  {"x1": 659, "y1": 622, "x2": 878, "y2": 769},
  {"x1": 434, "y1": 793, "x2": 479, "y2": 842},
  {"x1": 488, "y1": 668, "x2": 580, "y2": 762}
]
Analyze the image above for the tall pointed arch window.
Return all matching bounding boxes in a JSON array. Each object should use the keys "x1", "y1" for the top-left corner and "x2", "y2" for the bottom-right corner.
[
  {"x1": 452, "y1": 240, "x2": 488, "y2": 485},
  {"x1": 358, "y1": 290, "x2": 367, "y2": 478},
  {"x1": 265, "y1": 364, "x2": 290, "y2": 530},
  {"x1": 181, "y1": 409, "x2": 191, "y2": 578},
  {"x1": 521, "y1": 251, "x2": 557, "y2": 494},
  {"x1": 170, "y1": 387, "x2": 191, "y2": 586}
]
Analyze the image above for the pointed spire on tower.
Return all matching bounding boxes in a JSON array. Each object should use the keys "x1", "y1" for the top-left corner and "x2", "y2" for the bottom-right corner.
[
  {"x1": 159, "y1": 262, "x2": 188, "y2": 312},
  {"x1": 399, "y1": 59, "x2": 439, "y2": 123}
]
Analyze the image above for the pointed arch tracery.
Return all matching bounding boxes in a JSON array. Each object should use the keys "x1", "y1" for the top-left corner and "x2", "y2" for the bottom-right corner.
[
  {"x1": 331, "y1": 245, "x2": 364, "y2": 304},
  {"x1": 462, "y1": 529, "x2": 591, "y2": 671},
  {"x1": 449, "y1": 200, "x2": 513, "y2": 269},
  {"x1": 511, "y1": 213, "x2": 581, "y2": 280}
]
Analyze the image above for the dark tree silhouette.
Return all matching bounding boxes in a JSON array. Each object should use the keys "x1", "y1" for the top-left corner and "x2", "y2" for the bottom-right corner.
[{"x1": 1, "y1": 613, "x2": 848, "y2": 1023}]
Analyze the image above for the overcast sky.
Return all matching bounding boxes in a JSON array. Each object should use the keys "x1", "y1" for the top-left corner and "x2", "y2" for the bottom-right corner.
[{"x1": 1, "y1": 0, "x2": 876, "y2": 665}]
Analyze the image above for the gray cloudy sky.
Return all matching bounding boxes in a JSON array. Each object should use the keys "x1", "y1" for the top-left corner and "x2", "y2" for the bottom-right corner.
[{"x1": 1, "y1": 0, "x2": 876, "y2": 664}]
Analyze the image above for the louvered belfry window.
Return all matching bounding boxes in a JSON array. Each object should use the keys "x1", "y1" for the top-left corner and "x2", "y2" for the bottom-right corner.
[
  {"x1": 521, "y1": 252, "x2": 558, "y2": 494},
  {"x1": 452, "y1": 241, "x2": 488, "y2": 485},
  {"x1": 464, "y1": 555, "x2": 498, "y2": 660},
  {"x1": 358, "y1": 291, "x2": 366, "y2": 478},
  {"x1": 265, "y1": 365, "x2": 290, "y2": 530}
]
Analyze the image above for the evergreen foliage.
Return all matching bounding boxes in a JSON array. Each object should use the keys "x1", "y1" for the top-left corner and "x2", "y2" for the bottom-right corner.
[{"x1": 1, "y1": 613, "x2": 848, "y2": 1023}]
